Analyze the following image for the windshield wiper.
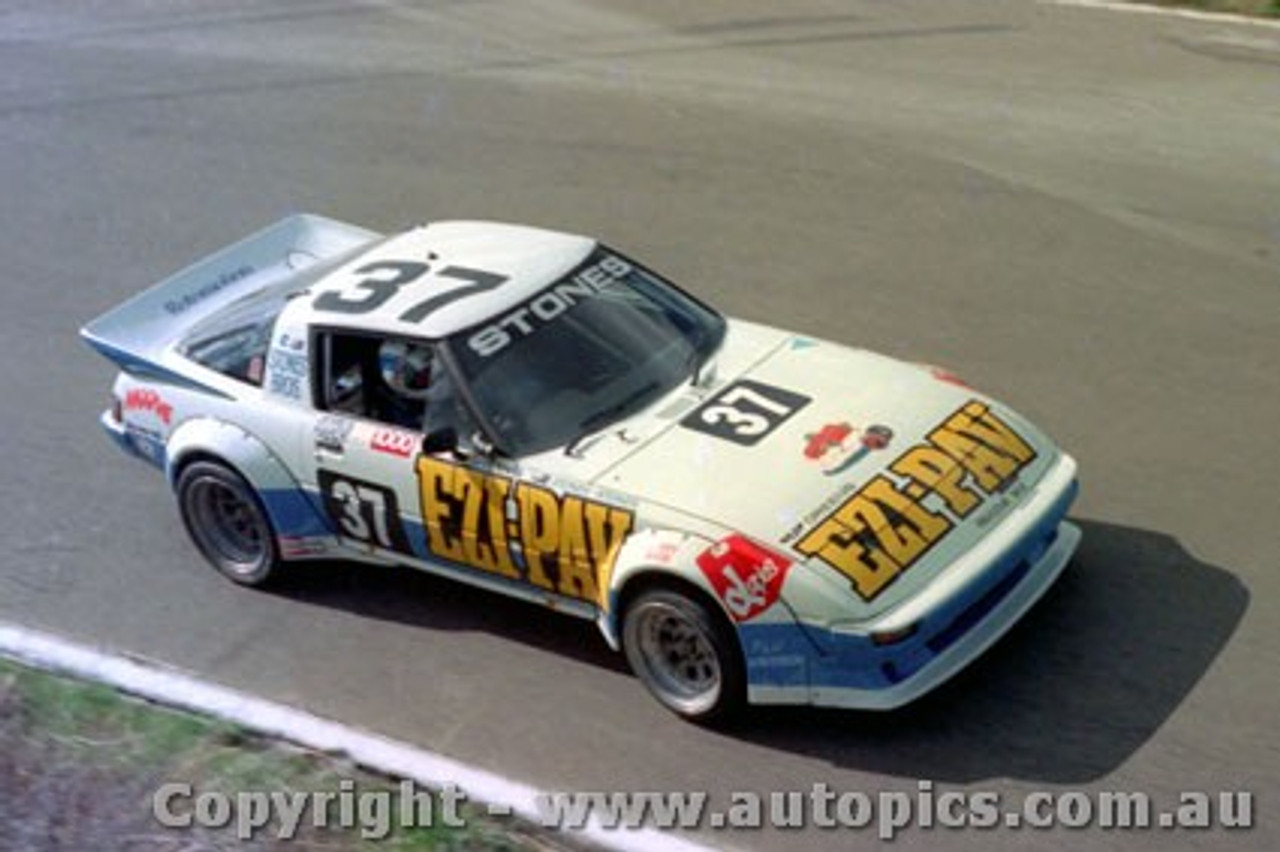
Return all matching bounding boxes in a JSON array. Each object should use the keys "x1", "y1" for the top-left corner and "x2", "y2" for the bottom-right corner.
[{"x1": 564, "y1": 381, "x2": 659, "y2": 458}]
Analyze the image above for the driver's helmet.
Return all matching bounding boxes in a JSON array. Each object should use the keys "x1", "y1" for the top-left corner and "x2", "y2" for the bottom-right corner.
[{"x1": 379, "y1": 339, "x2": 433, "y2": 399}]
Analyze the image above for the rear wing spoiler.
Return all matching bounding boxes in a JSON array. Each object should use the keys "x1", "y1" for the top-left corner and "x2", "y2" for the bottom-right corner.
[{"x1": 80, "y1": 214, "x2": 379, "y2": 379}]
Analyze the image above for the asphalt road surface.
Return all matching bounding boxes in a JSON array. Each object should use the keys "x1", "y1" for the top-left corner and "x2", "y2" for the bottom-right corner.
[{"x1": 2, "y1": 1, "x2": 1277, "y2": 849}]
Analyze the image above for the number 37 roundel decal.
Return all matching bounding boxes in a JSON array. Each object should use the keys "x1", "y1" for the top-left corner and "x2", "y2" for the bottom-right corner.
[{"x1": 680, "y1": 380, "x2": 810, "y2": 446}]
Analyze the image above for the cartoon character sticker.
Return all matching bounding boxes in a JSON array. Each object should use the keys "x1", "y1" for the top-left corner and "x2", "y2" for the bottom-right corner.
[{"x1": 803, "y1": 422, "x2": 893, "y2": 476}]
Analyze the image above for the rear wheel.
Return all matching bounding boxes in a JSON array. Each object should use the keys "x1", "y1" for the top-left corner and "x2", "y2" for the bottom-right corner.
[
  {"x1": 622, "y1": 588, "x2": 744, "y2": 722},
  {"x1": 176, "y1": 461, "x2": 281, "y2": 586}
]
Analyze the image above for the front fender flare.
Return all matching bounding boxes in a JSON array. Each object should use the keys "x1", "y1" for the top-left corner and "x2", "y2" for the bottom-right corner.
[{"x1": 599, "y1": 528, "x2": 718, "y2": 650}]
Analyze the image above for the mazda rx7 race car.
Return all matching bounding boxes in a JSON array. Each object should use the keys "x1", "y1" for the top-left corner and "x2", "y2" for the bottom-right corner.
[{"x1": 82, "y1": 214, "x2": 1080, "y2": 721}]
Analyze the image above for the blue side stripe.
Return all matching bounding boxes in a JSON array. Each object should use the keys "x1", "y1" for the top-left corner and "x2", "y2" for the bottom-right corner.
[{"x1": 259, "y1": 488, "x2": 335, "y2": 539}]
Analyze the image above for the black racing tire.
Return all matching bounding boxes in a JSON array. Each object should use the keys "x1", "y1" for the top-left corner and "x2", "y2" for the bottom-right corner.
[
  {"x1": 622, "y1": 588, "x2": 745, "y2": 723},
  {"x1": 176, "y1": 460, "x2": 281, "y2": 587}
]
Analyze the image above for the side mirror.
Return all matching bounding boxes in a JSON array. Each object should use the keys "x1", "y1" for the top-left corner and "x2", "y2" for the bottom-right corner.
[
  {"x1": 422, "y1": 428, "x2": 459, "y2": 455},
  {"x1": 422, "y1": 428, "x2": 495, "y2": 461}
]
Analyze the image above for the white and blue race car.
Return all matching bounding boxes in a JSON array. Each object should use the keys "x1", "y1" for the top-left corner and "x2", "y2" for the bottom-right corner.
[{"x1": 82, "y1": 214, "x2": 1080, "y2": 722}]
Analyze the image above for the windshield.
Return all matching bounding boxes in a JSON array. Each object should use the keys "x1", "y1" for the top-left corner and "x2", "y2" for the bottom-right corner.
[{"x1": 446, "y1": 248, "x2": 725, "y2": 457}]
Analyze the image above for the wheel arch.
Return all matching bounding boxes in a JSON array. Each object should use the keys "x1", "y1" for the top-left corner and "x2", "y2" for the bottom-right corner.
[
  {"x1": 602, "y1": 566, "x2": 744, "y2": 672},
  {"x1": 166, "y1": 417, "x2": 332, "y2": 545}
]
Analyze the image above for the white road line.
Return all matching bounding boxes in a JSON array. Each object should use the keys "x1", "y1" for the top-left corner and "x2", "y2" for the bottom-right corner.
[
  {"x1": 1042, "y1": 0, "x2": 1280, "y2": 30},
  {"x1": 0, "y1": 622, "x2": 724, "y2": 852}
]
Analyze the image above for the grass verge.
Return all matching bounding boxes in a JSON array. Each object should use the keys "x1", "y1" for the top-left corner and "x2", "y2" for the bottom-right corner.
[
  {"x1": 0, "y1": 657, "x2": 572, "y2": 851},
  {"x1": 1125, "y1": 0, "x2": 1280, "y2": 17}
]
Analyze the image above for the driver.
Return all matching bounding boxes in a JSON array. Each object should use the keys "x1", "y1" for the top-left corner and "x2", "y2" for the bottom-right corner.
[{"x1": 376, "y1": 339, "x2": 433, "y2": 428}]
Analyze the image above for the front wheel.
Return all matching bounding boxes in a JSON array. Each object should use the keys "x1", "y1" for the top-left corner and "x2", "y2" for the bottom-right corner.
[
  {"x1": 176, "y1": 461, "x2": 281, "y2": 586},
  {"x1": 622, "y1": 588, "x2": 745, "y2": 723}
]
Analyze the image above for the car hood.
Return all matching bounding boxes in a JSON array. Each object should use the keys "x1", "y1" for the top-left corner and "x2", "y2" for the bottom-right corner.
[{"x1": 598, "y1": 321, "x2": 1060, "y2": 617}]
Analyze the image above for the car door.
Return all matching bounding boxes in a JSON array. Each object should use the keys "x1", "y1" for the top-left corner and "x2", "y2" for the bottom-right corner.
[
  {"x1": 303, "y1": 329, "x2": 425, "y2": 561},
  {"x1": 303, "y1": 329, "x2": 601, "y2": 615}
]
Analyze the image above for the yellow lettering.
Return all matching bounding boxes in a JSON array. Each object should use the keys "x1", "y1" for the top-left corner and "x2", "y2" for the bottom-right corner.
[
  {"x1": 454, "y1": 470, "x2": 519, "y2": 579},
  {"x1": 930, "y1": 424, "x2": 1019, "y2": 492},
  {"x1": 419, "y1": 459, "x2": 634, "y2": 606},
  {"x1": 797, "y1": 503, "x2": 902, "y2": 601},
  {"x1": 516, "y1": 483, "x2": 560, "y2": 592},
  {"x1": 861, "y1": 478, "x2": 950, "y2": 566},
  {"x1": 556, "y1": 497, "x2": 597, "y2": 601},
  {"x1": 794, "y1": 402, "x2": 1038, "y2": 599},
  {"x1": 416, "y1": 456, "x2": 465, "y2": 562},
  {"x1": 483, "y1": 477, "x2": 518, "y2": 579},
  {"x1": 890, "y1": 446, "x2": 982, "y2": 518},
  {"x1": 585, "y1": 503, "x2": 634, "y2": 609},
  {"x1": 953, "y1": 402, "x2": 1036, "y2": 464}
]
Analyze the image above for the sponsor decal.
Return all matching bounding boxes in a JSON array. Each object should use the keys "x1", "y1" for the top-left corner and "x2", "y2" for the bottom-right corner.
[
  {"x1": 163, "y1": 265, "x2": 254, "y2": 315},
  {"x1": 314, "y1": 415, "x2": 354, "y2": 452},
  {"x1": 680, "y1": 379, "x2": 810, "y2": 446},
  {"x1": 267, "y1": 348, "x2": 308, "y2": 400},
  {"x1": 277, "y1": 332, "x2": 306, "y2": 352},
  {"x1": 794, "y1": 400, "x2": 1037, "y2": 602},
  {"x1": 634, "y1": 530, "x2": 688, "y2": 567},
  {"x1": 697, "y1": 535, "x2": 792, "y2": 622},
  {"x1": 466, "y1": 255, "x2": 633, "y2": 358},
  {"x1": 368, "y1": 424, "x2": 417, "y2": 457},
  {"x1": 417, "y1": 457, "x2": 635, "y2": 606},
  {"x1": 319, "y1": 471, "x2": 412, "y2": 553},
  {"x1": 929, "y1": 366, "x2": 970, "y2": 388},
  {"x1": 645, "y1": 540, "x2": 681, "y2": 566},
  {"x1": 124, "y1": 422, "x2": 166, "y2": 466},
  {"x1": 124, "y1": 388, "x2": 173, "y2": 425},
  {"x1": 370, "y1": 427, "x2": 417, "y2": 458},
  {"x1": 803, "y1": 422, "x2": 894, "y2": 476},
  {"x1": 973, "y1": 478, "x2": 1030, "y2": 529},
  {"x1": 779, "y1": 480, "x2": 861, "y2": 545},
  {"x1": 278, "y1": 536, "x2": 328, "y2": 558}
]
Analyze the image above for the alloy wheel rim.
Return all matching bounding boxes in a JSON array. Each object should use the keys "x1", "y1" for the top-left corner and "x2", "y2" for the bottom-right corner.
[
  {"x1": 631, "y1": 601, "x2": 722, "y2": 715},
  {"x1": 187, "y1": 477, "x2": 268, "y2": 575}
]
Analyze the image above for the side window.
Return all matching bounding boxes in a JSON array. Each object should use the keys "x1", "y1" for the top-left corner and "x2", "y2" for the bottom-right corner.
[
  {"x1": 315, "y1": 332, "x2": 469, "y2": 437},
  {"x1": 183, "y1": 321, "x2": 275, "y2": 386},
  {"x1": 316, "y1": 332, "x2": 370, "y2": 415},
  {"x1": 179, "y1": 289, "x2": 295, "y2": 386}
]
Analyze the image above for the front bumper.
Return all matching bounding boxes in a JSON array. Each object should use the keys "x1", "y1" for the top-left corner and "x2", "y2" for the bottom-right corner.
[{"x1": 745, "y1": 452, "x2": 1081, "y2": 709}]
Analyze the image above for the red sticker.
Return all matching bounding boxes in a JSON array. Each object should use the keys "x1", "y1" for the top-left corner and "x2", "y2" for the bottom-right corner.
[
  {"x1": 124, "y1": 388, "x2": 173, "y2": 425},
  {"x1": 804, "y1": 422, "x2": 854, "y2": 460},
  {"x1": 370, "y1": 428, "x2": 417, "y2": 458},
  {"x1": 697, "y1": 535, "x2": 792, "y2": 622},
  {"x1": 803, "y1": 421, "x2": 893, "y2": 476},
  {"x1": 929, "y1": 366, "x2": 970, "y2": 388}
]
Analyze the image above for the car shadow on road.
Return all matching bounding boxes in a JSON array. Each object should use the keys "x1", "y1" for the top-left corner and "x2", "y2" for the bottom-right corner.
[
  {"x1": 266, "y1": 516, "x2": 1246, "y2": 785},
  {"x1": 265, "y1": 557, "x2": 631, "y2": 675},
  {"x1": 722, "y1": 517, "x2": 1249, "y2": 784}
]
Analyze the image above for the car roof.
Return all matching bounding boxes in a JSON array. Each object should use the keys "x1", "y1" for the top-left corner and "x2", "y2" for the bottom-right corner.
[{"x1": 298, "y1": 221, "x2": 596, "y2": 340}]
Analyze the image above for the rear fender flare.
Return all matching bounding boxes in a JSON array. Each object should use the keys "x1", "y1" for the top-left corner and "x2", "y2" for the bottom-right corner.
[{"x1": 165, "y1": 418, "x2": 332, "y2": 544}]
